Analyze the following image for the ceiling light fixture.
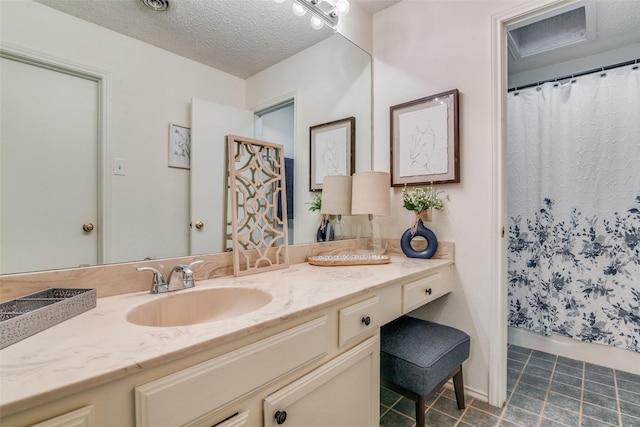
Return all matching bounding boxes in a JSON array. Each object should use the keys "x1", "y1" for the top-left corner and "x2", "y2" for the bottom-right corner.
[
  {"x1": 142, "y1": 0, "x2": 169, "y2": 12},
  {"x1": 278, "y1": 0, "x2": 350, "y2": 30}
]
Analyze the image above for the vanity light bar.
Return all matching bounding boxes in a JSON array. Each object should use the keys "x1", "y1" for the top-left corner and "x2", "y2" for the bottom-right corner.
[{"x1": 292, "y1": 0, "x2": 340, "y2": 30}]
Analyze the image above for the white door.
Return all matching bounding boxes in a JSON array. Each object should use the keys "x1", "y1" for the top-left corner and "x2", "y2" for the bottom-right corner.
[
  {"x1": 0, "y1": 57, "x2": 99, "y2": 274},
  {"x1": 190, "y1": 99, "x2": 254, "y2": 255}
]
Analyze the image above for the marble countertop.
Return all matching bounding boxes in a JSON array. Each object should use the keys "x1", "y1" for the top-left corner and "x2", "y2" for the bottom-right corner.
[{"x1": 0, "y1": 256, "x2": 453, "y2": 416}]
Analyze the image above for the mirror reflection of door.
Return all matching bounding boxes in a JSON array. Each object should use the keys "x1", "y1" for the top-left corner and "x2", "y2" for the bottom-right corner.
[
  {"x1": 255, "y1": 100, "x2": 295, "y2": 245},
  {"x1": 0, "y1": 56, "x2": 100, "y2": 274},
  {"x1": 189, "y1": 99, "x2": 254, "y2": 256}
]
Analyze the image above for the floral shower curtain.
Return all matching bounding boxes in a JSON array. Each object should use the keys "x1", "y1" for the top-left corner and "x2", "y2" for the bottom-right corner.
[{"x1": 507, "y1": 63, "x2": 640, "y2": 352}]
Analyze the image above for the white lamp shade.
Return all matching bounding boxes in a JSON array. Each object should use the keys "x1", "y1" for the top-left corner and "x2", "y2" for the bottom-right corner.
[
  {"x1": 321, "y1": 175, "x2": 352, "y2": 215},
  {"x1": 351, "y1": 171, "x2": 390, "y2": 216}
]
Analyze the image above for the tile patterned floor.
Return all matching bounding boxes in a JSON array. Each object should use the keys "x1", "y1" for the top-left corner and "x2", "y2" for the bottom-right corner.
[{"x1": 380, "y1": 344, "x2": 640, "y2": 427}]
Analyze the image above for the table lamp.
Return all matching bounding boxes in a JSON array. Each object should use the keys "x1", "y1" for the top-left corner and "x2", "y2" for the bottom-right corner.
[
  {"x1": 351, "y1": 171, "x2": 390, "y2": 254},
  {"x1": 320, "y1": 175, "x2": 352, "y2": 240}
]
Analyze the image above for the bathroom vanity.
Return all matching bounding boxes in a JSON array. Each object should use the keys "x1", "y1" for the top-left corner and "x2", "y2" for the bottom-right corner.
[{"x1": 0, "y1": 255, "x2": 453, "y2": 427}]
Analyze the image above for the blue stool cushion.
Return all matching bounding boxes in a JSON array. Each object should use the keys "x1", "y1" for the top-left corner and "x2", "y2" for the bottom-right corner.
[{"x1": 380, "y1": 316, "x2": 470, "y2": 396}]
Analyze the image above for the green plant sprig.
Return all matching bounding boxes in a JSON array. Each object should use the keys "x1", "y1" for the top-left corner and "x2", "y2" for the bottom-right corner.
[
  {"x1": 307, "y1": 192, "x2": 322, "y2": 212},
  {"x1": 401, "y1": 185, "x2": 446, "y2": 212}
]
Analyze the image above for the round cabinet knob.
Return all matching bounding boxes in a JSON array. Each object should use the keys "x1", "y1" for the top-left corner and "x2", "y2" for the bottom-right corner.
[
  {"x1": 274, "y1": 410, "x2": 287, "y2": 425},
  {"x1": 361, "y1": 316, "x2": 371, "y2": 326},
  {"x1": 425, "y1": 288, "x2": 433, "y2": 295},
  {"x1": 195, "y1": 221, "x2": 204, "y2": 229},
  {"x1": 82, "y1": 223, "x2": 94, "y2": 232}
]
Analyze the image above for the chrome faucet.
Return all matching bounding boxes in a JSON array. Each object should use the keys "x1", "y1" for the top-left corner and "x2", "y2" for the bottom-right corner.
[
  {"x1": 167, "y1": 260, "x2": 203, "y2": 290},
  {"x1": 136, "y1": 260, "x2": 203, "y2": 294}
]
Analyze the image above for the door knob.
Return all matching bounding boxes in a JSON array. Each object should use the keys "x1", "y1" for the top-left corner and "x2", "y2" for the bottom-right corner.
[
  {"x1": 82, "y1": 223, "x2": 94, "y2": 232},
  {"x1": 195, "y1": 221, "x2": 204, "y2": 229}
]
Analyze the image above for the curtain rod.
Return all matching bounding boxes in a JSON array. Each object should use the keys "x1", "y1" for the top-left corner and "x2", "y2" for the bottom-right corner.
[{"x1": 508, "y1": 58, "x2": 640, "y2": 93}]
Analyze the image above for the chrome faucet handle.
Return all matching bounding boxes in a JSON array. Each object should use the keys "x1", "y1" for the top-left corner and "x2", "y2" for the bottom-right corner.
[
  {"x1": 136, "y1": 266, "x2": 168, "y2": 294},
  {"x1": 168, "y1": 260, "x2": 204, "y2": 289}
]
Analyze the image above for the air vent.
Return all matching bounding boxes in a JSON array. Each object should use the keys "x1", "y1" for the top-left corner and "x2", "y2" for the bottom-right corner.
[
  {"x1": 508, "y1": 3, "x2": 595, "y2": 60},
  {"x1": 142, "y1": 0, "x2": 169, "y2": 12}
]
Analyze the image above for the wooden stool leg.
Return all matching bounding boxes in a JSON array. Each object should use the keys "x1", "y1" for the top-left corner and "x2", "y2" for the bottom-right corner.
[
  {"x1": 416, "y1": 395, "x2": 426, "y2": 427},
  {"x1": 452, "y1": 365, "x2": 465, "y2": 410}
]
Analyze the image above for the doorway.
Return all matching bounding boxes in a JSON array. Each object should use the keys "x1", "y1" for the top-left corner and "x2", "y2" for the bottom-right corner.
[{"x1": 0, "y1": 48, "x2": 107, "y2": 274}]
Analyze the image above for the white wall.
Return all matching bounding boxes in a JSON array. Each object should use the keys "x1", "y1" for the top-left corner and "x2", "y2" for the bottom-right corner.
[
  {"x1": 372, "y1": 0, "x2": 528, "y2": 401},
  {"x1": 1, "y1": 0, "x2": 246, "y2": 263},
  {"x1": 247, "y1": 34, "x2": 372, "y2": 245}
]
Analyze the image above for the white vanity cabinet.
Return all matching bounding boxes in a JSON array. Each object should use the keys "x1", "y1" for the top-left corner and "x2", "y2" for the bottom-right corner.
[
  {"x1": 0, "y1": 260, "x2": 453, "y2": 427},
  {"x1": 263, "y1": 335, "x2": 379, "y2": 427}
]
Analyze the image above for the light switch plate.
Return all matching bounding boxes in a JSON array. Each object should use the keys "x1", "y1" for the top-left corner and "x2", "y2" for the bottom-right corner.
[{"x1": 113, "y1": 158, "x2": 126, "y2": 176}]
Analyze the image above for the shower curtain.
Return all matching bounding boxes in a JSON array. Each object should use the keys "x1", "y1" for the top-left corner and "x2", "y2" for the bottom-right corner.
[{"x1": 507, "y1": 63, "x2": 640, "y2": 352}]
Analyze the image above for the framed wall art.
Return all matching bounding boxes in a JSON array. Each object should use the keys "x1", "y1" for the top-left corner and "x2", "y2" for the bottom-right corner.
[
  {"x1": 390, "y1": 89, "x2": 459, "y2": 186},
  {"x1": 168, "y1": 123, "x2": 191, "y2": 169},
  {"x1": 309, "y1": 117, "x2": 355, "y2": 191}
]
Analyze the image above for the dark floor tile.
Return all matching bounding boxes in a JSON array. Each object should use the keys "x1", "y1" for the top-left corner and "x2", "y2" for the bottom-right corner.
[
  {"x1": 621, "y1": 399, "x2": 640, "y2": 418},
  {"x1": 509, "y1": 392, "x2": 544, "y2": 414},
  {"x1": 524, "y1": 364, "x2": 554, "y2": 380},
  {"x1": 620, "y1": 378, "x2": 640, "y2": 395},
  {"x1": 584, "y1": 379, "x2": 615, "y2": 396},
  {"x1": 585, "y1": 362, "x2": 614, "y2": 377},
  {"x1": 380, "y1": 404, "x2": 388, "y2": 416},
  {"x1": 550, "y1": 381, "x2": 582, "y2": 400},
  {"x1": 459, "y1": 407, "x2": 500, "y2": 427},
  {"x1": 582, "y1": 401, "x2": 620, "y2": 425},
  {"x1": 423, "y1": 408, "x2": 458, "y2": 427},
  {"x1": 513, "y1": 381, "x2": 548, "y2": 400},
  {"x1": 553, "y1": 371, "x2": 583, "y2": 388},
  {"x1": 540, "y1": 418, "x2": 570, "y2": 427},
  {"x1": 381, "y1": 386, "x2": 402, "y2": 407},
  {"x1": 509, "y1": 345, "x2": 532, "y2": 355},
  {"x1": 499, "y1": 421, "x2": 521, "y2": 427},
  {"x1": 584, "y1": 370, "x2": 615, "y2": 386},
  {"x1": 546, "y1": 391, "x2": 581, "y2": 413},
  {"x1": 528, "y1": 356, "x2": 556, "y2": 371},
  {"x1": 470, "y1": 399, "x2": 505, "y2": 417},
  {"x1": 557, "y1": 356, "x2": 584, "y2": 370},
  {"x1": 503, "y1": 405, "x2": 540, "y2": 427},
  {"x1": 555, "y1": 363, "x2": 584, "y2": 379},
  {"x1": 622, "y1": 414, "x2": 640, "y2": 427},
  {"x1": 380, "y1": 409, "x2": 414, "y2": 427},
  {"x1": 520, "y1": 372, "x2": 552, "y2": 389},
  {"x1": 392, "y1": 397, "x2": 416, "y2": 418},
  {"x1": 531, "y1": 350, "x2": 557, "y2": 362},
  {"x1": 581, "y1": 415, "x2": 617, "y2": 427},
  {"x1": 508, "y1": 350, "x2": 530, "y2": 363},
  {"x1": 508, "y1": 359, "x2": 525, "y2": 372},
  {"x1": 620, "y1": 389, "x2": 640, "y2": 405},
  {"x1": 507, "y1": 375, "x2": 517, "y2": 392},
  {"x1": 432, "y1": 395, "x2": 463, "y2": 418},
  {"x1": 618, "y1": 370, "x2": 640, "y2": 384},
  {"x1": 543, "y1": 403, "x2": 579, "y2": 425}
]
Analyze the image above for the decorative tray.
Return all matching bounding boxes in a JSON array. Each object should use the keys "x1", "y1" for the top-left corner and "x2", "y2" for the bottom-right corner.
[
  {"x1": 307, "y1": 254, "x2": 391, "y2": 266},
  {"x1": 0, "y1": 288, "x2": 97, "y2": 349}
]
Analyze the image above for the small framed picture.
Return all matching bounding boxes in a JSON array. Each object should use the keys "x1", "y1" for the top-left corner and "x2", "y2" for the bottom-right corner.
[
  {"x1": 309, "y1": 117, "x2": 355, "y2": 191},
  {"x1": 168, "y1": 123, "x2": 191, "y2": 169},
  {"x1": 390, "y1": 89, "x2": 459, "y2": 186}
]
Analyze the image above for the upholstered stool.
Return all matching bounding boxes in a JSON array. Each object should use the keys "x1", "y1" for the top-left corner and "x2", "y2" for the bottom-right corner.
[{"x1": 380, "y1": 316, "x2": 470, "y2": 426}]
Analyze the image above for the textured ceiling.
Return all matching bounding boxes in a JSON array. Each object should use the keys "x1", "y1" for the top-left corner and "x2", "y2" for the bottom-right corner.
[{"x1": 34, "y1": 0, "x2": 400, "y2": 79}]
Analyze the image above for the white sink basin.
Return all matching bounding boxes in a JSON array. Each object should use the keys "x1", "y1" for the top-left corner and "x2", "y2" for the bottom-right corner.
[{"x1": 126, "y1": 287, "x2": 272, "y2": 327}]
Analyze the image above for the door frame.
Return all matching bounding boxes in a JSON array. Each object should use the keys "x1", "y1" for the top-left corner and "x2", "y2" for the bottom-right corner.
[
  {"x1": 0, "y1": 42, "x2": 111, "y2": 264},
  {"x1": 489, "y1": 0, "x2": 578, "y2": 407}
]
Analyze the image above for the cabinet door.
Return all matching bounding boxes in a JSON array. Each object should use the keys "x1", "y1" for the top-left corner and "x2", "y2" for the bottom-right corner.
[
  {"x1": 29, "y1": 406, "x2": 94, "y2": 427},
  {"x1": 264, "y1": 335, "x2": 379, "y2": 427}
]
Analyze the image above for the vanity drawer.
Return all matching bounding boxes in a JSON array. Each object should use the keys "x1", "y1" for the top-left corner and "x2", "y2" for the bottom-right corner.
[
  {"x1": 135, "y1": 316, "x2": 328, "y2": 427},
  {"x1": 402, "y1": 268, "x2": 451, "y2": 314},
  {"x1": 338, "y1": 296, "x2": 379, "y2": 347}
]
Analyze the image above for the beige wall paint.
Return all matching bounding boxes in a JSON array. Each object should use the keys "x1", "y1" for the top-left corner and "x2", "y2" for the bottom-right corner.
[{"x1": 371, "y1": 0, "x2": 529, "y2": 401}]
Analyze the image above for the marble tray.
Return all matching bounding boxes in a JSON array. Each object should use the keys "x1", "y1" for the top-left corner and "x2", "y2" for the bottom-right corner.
[{"x1": 0, "y1": 288, "x2": 96, "y2": 349}]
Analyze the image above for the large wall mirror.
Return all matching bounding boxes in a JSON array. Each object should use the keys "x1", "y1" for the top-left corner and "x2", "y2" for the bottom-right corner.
[{"x1": 0, "y1": 0, "x2": 372, "y2": 275}]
